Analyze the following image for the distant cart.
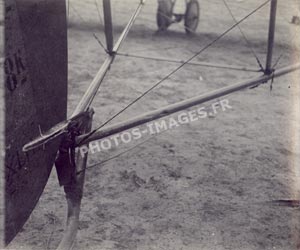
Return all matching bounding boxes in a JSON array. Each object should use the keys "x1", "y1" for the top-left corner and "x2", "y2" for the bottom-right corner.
[{"x1": 157, "y1": 0, "x2": 200, "y2": 34}]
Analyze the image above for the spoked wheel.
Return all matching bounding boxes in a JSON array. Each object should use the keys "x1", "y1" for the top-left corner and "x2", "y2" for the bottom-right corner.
[
  {"x1": 184, "y1": 0, "x2": 200, "y2": 34},
  {"x1": 156, "y1": 0, "x2": 174, "y2": 31}
]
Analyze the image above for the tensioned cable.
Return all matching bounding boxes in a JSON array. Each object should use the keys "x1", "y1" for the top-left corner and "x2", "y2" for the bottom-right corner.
[
  {"x1": 119, "y1": 7, "x2": 253, "y2": 62},
  {"x1": 78, "y1": 0, "x2": 271, "y2": 146},
  {"x1": 93, "y1": 33, "x2": 107, "y2": 52},
  {"x1": 124, "y1": 45, "x2": 183, "y2": 55},
  {"x1": 273, "y1": 49, "x2": 300, "y2": 70},
  {"x1": 221, "y1": 0, "x2": 264, "y2": 71},
  {"x1": 69, "y1": 2, "x2": 107, "y2": 53},
  {"x1": 82, "y1": 0, "x2": 146, "y2": 112},
  {"x1": 115, "y1": 7, "x2": 201, "y2": 35},
  {"x1": 76, "y1": 136, "x2": 155, "y2": 174},
  {"x1": 128, "y1": 45, "x2": 183, "y2": 54},
  {"x1": 131, "y1": 6, "x2": 204, "y2": 35},
  {"x1": 94, "y1": 0, "x2": 103, "y2": 25},
  {"x1": 88, "y1": 7, "x2": 182, "y2": 55},
  {"x1": 272, "y1": 23, "x2": 300, "y2": 69},
  {"x1": 91, "y1": 62, "x2": 300, "y2": 171},
  {"x1": 69, "y1": 3, "x2": 90, "y2": 26},
  {"x1": 116, "y1": 52, "x2": 260, "y2": 72},
  {"x1": 117, "y1": 4, "x2": 260, "y2": 72},
  {"x1": 77, "y1": 99, "x2": 221, "y2": 174},
  {"x1": 270, "y1": 0, "x2": 300, "y2": 69},
  {"x1": 69, "y1": 1, "x2": 248, "y2": 67}
]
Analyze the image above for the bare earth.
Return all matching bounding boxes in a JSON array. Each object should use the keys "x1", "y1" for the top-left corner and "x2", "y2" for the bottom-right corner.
[{"x1": 3, "y1": 0, "x2": 300, "y2": 249}]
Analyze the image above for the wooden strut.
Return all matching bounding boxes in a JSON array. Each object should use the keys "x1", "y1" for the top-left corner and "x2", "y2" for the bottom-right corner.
[
  {"x1": 76, "y1": 62, "x2": 300, "y2": 146},
  {"x1": 22, "y1": 0, "x2": 146, "y2": 152},
  {"x1": 56, "y1": 109, "x2": 94, "y2": 250},
  {"x1": 103, "y1": 0, "x2": 114, "y2": 53},
  {"x1": 53, "y1": 0, "x2": 145, "y2": 243},
  {"x1": 265, "y1": 0, "x2": 277, "y2": 75},
  {"x1": 22, "y1": 0, "x2": 288, "y2": 154},
  {"x1": 72, "y1": 0, "x2": 146, "y2": 116},
  {"x1": 17, "y1": 1, "x2": 296, "y2": 249},
  {"x1": 22, "y1": 0, "x2": 278, "y2": 153}
]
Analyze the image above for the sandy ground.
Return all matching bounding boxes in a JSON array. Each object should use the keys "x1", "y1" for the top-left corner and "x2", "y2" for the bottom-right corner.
[{"x1": 2, "y1": 0, "x2": 300, "y2": 249}]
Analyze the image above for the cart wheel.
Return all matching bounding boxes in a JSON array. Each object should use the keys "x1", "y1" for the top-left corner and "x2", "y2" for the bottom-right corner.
[
  {"x1": 185, "y1": 0, "x2": 200, "y2": 34},
  {"x1": 157, "y1": 0, "x2": 173, "y2": 31}
]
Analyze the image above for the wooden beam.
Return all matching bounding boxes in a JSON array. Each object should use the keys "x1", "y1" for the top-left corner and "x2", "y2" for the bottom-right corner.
[
  {"x1": 76, "y1": 63, "x2": 300, "y2": 145},
  {"x1": 103, "y1": 0, "x2": 114, "y2": 53},
  {"x1": 56, "y1": 110, "x2": 93, "y2": 250},
  {"x1": 113, "y1": 0, "x2": 145, "y2": 52},
  {"x1": 22, "y1": 1, "x2": 146, "y2": 153},
  {"x1": 72, "y1": 0, "x2": 145, "y2": 116},
  {"x1": 265, "y1": 0, "x2": 277, "y2": 74}
]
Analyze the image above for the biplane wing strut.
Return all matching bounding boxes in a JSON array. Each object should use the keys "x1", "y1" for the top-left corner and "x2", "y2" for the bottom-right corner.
[
  {"x1": 265, "y1": 0, "x2": 277, "y2": 75},
  {"x1": 103, "y1": 0, "x2": 114, "y2": 53},
  {"x1": 22, "y1": 0, "x2": 146, "y2": 152},
  {"x1": 73, "y1": 0, "x2": 300, "y2": 147},
  {"x1": 9, "y1": 0, "x2": 300, "y2": 248},
  {"x1": 23, "y1": 0, "x2": 300, "y2": 153},
  {"x1": 76, "y1": 62, "x2": 300, "y2": 145},
  {"x1": 75, "y1": 0, "x2": 298, "y2": 146}
]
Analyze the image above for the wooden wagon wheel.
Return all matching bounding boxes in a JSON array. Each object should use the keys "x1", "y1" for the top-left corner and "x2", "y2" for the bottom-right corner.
[
  {"x1": 184, "y1": 0, "x2": 200, "y2": 34},
  {"x1": 156, "y1": 0, "x2": 174, "y2": 31}
]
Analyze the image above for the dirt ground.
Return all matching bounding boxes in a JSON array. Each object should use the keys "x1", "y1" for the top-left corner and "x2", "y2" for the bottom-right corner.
[{"x1": 2, "y1": 0, "x2": 300, "y2": 249}]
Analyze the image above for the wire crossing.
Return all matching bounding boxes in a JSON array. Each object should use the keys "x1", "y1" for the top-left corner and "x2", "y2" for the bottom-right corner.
[
  {"x1": 78, "y1": 0, "x2": 271, "y2": 146},
  {"x1": 221, "y1": 0, "x2": 264, "y2": 72}
]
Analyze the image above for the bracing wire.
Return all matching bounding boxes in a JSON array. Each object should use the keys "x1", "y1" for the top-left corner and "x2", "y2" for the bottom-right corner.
[
  {"x1": 77, "y1": 98, "x2": 224, "y2": 173},
  {"x1": 272, "y1": 22, "x2": 300, "y2": 69},
  {"x1": 116, "y1": 52, "x2": 260, "y2": 72},
  {"x1": 221, "y1": 0, "x2": 264, "y2": 71},
  {"x1": 93, "y1": 33, "x2": 108, "y2": 52},
  {"x1": 77, "y1": 0, "x2": 271, "y2": 146},
  {"x1": 94, "y1": 0, "x2": 103, "y2": 25},
  {"x1": 69, "y1": 2, "x2": 107, "y2": 53},
  {"x1": 126, "y1": 45, "x2": 182, "y2": 54},
  {"x1": 272, "y1": 35, "x2": 300, "y2": 69},
  {"x1": 69, "y1": 1, "x2": 260, "y2": 72},
  {"x1": 76, "y1": 136, "x2": 154, "y2": 174}
]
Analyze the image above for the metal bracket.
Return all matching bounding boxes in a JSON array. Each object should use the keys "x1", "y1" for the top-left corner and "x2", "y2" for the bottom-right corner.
[
  {"x1": 55, "y1": 109, "x2": 94, "y2": 186},
  {"x1": 55, "y1": 108, "x2": 94, "y2": 250}
]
